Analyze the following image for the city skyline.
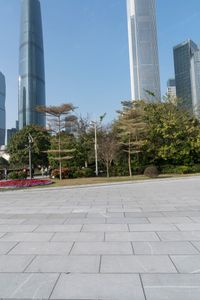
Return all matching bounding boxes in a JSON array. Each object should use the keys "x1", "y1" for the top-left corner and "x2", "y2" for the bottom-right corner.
[
  {"x1": 1, "y1": 0, "x2": 200, "y2": 129},
  {"x1": 127, "y1": 0, "x2": 161, "y2": 101},
  {"x1": 19, "y1": 0, "x2": 46, "y2": 129}
]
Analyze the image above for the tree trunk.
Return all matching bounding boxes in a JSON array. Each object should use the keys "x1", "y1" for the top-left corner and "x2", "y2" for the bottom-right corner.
[
  {"x1": 128, "y1": 136, "x2": 132, "y2": 177},
  {"x1": 106, "y1": 161, "x2": 109, "y2": 178}
]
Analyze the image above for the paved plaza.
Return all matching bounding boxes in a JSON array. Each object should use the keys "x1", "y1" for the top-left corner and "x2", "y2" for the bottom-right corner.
[{"x1": 0, "y1": 177, "x2": 200, "y2": 299}]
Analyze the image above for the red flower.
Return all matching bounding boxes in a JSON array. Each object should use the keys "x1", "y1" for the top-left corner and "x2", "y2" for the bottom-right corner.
[{"x1": 0, "y1": 179, "x2": 52, "y2": 188}]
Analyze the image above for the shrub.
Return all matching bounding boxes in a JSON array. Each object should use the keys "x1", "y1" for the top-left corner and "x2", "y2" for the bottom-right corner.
[
  {"x1": 144, "y1": 166, "x2": 159, "y2": 178},
  {"x1": 8, "y1": 171, "x2": 27, "y2": 180},
  {"x1": 51, "y1": 168, "x2": 71, "y2": 179},
  {"x1": 161, "y1": 165, "x2": 193, "y2": 174},
  {"x1": 74, "y1": 168, "x2": 94, "y2": 178}
]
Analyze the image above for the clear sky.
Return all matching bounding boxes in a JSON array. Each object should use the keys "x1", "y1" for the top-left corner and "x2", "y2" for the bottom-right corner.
[{"x1": 0, "y1": 0, "x2": 200, "y2": 129}]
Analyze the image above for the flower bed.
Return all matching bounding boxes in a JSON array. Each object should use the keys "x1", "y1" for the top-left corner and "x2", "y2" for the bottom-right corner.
[{"x1": 0, "y1": 179, "x2": 53, "y2": 189}]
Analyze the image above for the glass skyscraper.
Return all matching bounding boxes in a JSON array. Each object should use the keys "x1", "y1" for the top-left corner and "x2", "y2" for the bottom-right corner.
[
  {"x1": 173, "y1": 39, "x2": 200, "y2": 113},
  {"x1": 18, "y1": 0, "x2": 46, "y2": 129},
  {"x1": 127, "y1": 0, "x2": 161, "y2": 101},
  {"x1": 0, "y1": 72, "x2": 6, "y2": 146}
]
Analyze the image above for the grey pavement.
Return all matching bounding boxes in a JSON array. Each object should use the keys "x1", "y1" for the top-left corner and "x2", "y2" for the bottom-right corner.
[{"x1": 1, "y1": 176, "x2": 200, "y2": 299}]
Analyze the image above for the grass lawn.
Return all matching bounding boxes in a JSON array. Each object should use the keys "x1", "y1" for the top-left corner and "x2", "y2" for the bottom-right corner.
[{"x1": 1, "y1": 173, "x2": 200, "y2": 191}]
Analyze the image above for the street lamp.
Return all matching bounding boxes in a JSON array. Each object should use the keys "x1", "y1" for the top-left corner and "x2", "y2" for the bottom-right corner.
[
  {"x1": 28, "y1": 134, "x2": 34, "y2": 179},
  {"x1": 91, "y1": 113, "x2": 106, "y2": 177}
]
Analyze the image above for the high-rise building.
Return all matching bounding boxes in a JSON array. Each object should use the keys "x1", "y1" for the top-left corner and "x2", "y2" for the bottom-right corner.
[
  {"x1": 0, "y1": 72, "x2": 6, "y2": 146},
  {"x1": 18, "y1": 0, "x2": 46, "y2": 129},
  {"x1": 167, "y1": 78, "x2": 176, "y2": 98},
  {"x1": 173, "y1": 39, "x2": 200, "y2": 113},
  {"x1": 127, "y1": 0, "x2": 161, "y2": 101}
]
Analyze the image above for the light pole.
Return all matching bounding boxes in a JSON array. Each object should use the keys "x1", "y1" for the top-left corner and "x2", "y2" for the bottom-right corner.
[
  {"x1": 91, "y1": 113, "x2": 106, "y2": 177},
  {"x1": 28, "y1": 134, "x2": 34, "y2": 179}
]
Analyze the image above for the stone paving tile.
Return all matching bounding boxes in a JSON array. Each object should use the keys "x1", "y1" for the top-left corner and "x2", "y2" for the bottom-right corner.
[
  {"x1": 148, "y1": 217, "x2": 193, "y2": 224},
  {"x1": 176, "y1": 224, "x2": 200, "y2": 231},
  {"x1": 71, "y1": 242, "x2": 133, "y2": 255},
  {"x1": 171, "y1": 255, "x2": 200, "y2": 273},
  {"x1": 50, "y1": 273, "x2": 145, "y2": 300},
  {"x1": 0, "y1": 273, "x2": 58, "y2": 299},
  {"x1": 101, "y1": 255, "x2": 177, "y2": 273},
  {"x1": 132, "y1": 241, "x2": 199, "y2": 255},
  {"x1": 0, "y1": 232, "x2": 54, "y2": 242},
  {"x1": 0, "y1": 219, "x2": 26, "y2": 225},
  {"x1": 64, "y1": 218, "x2": 106, "y2": 224},
  {"x1": 52, "y1": 232, "x2": 104, "y2": 242},
  {"x1": 0, "y1": 241, "x2": 18, "y2": 254},
  {"x1": 0, "y1": 225, "x2": 37, "y2": 232},
  {"x1": 141, "y1": 274, "x2": 200, "y2": 300},
  {"x1": 9, "y1": 242, "x2": 73, "y2": 255},
  {"x1": 157, "y1": 231, "x2": 200, "y2": 241},
  {"x1": 106, "y1": 217, "x2": 149, "y2": 224},
  {"x1": 129, "y1": 224, "x2": 178, "y2": 231},
  {"x1": 35, "y1": 224, "x2": 82, "y2": 232},
  {"x1": 191, "y1": 241, "x2": 200, "y2": 252},
  {"x1": 22, "y1": 218, "x2": 66, "y2": 225},
  {"x1": 124, "y1": 212, "x2": 164, "y2": 217},
  {"x1": 82, "y1": 224, "x2": 129, "y2": 232},
  {"x1": 106, "y1": 232, "x2": 160, "y2": 241},
  {"x1": 26, "y1": 255, "x2": 100, "y2": 273},
  {"x1": 0, "y1": 255, "x2": 34, "y2": 272}
]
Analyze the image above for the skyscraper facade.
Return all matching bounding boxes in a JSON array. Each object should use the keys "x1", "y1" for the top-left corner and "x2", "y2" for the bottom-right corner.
[
  {"x1": 0, "y1": 72, "x2": 6, "y2": 146},
  {"x1": 127, "y1": 0, "x2": 161, "y2": 101},
  {"x1": 167, "y1": 78, "x2": 176, "y2": 98},
  {"x1": 18, "y1": 0, "x2": 46, "y2": 129},
  {"x1": 173, "y1": 39, "x2": 200, "y2": 113}
]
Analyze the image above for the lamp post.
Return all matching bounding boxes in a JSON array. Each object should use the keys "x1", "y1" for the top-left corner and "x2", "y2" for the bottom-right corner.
[
  {"x1": 91, "y1": 113, "x2": 106, "y2": 177},
  {"x1": 28, "y1": 134, "x2": 34, "y2": 179}
]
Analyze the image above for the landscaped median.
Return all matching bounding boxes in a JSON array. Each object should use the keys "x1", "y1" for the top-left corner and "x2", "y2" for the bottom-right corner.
[{"x1": 0, "y1": 179, "x2": 53, "y2": 189}]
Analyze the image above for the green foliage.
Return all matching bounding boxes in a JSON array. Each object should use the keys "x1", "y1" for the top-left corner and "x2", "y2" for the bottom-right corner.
[
  {"x1": 0, "y1": 157, "x2": 9, "y2": 168},
  {"x1": 74, "y1": 167, "x2": 94, "y2": 178},
  {"x1": 161, "y1": 164, "x2": 200, "y2": 174},
  {"x1": 51, "y1": 167, "x2": 71, "y2": 179},
  {"x1": 8, "y1": 171, "x2": 27, "y2": 180},
  {"x1": 7, "y1": 125, "x2": 50, "y2": 168}
]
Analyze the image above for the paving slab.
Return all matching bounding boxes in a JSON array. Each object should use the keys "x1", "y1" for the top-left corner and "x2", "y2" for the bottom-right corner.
[
  {"x1": 71, "y1": 242, "x2": 133, "y2": 255},
  {"x1": 0, "y1": 232, "x2": 54, "y2": 242},
  {"x1": 0, "y1": 241, "x2": 18, "y2": 254},
  {"x1": 142, "y1": 274, "x2": 200, "y2": 300},
  {"x1": 52, "y1": 232, "x2": 104, "y2": 242},
  {"x1": 106, "y1": 232, "x2": 160, "y2": 241},
  {"x1": 0, "y1": 273, "x2": 58, "y2": 299},
  {"x1": 132, "y1": 241, "x2": 199, "y2": 255},
  {"x1": 9, "y1": 242, "x2": 73, "y2": 255},
  {"x1": 0, "y1": 255, "x2": 34, "y2": 272},
  {"x1": 171, "y1": 255, "x2": 200, "y2": 273},
  {"x1": 101, "y1": 255, "x2": 177, "y2": 273},
  {"x1": 50, "y1": 273, "x2": 145, "y2": 300}
]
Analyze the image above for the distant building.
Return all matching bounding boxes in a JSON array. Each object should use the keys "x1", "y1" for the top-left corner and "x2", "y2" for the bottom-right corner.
[
  {"x1": 127, "y1": 0, "x2": 161, "y2": 101},
  {"x1": 18, "y1": 0, "x2": 46, "y2": 129},
  {"x1": 167, "y1": 79, "x2": 176, "y2": 98},
  {"x1": 0, "y1": 72, "x2": 6, "y2": 146},
  {"x1": 7, "y1": 121, "x2": 19, "y2": 145},
  {"x1": 7, "y1": 128, "x2": 18, "y2": 145},
  {"x1": 173, "y1": 39, "x2": 200, "y2": 113}
]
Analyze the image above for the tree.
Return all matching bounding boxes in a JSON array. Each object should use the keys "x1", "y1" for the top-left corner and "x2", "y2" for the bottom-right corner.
[
  {"x1": 143, "y1": 98, "x2": 200, "y2": 166},
  {"x1": 7, "y1": 125, "x2": 50, "y2": 168},
  {"x1": 37, "y1": 104, "x2": 77, "y2": 179},
  {"x1": 115, "y1": 100, "x2": 147, "y2": 176},
  {"x1": 98, "y1": 126, "x2": 118, "y2": 177}
]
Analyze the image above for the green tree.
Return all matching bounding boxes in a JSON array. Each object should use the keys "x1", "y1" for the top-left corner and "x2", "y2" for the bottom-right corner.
[
  {"x1": 115, "y1": 100, "x2": 147, "y2": 176},
  {"x1": 37, "y1": 103, "x2": 77, "y2": 179},
  {"x1": 7, "y1": 125, "x2": 50, "y2": 168}
]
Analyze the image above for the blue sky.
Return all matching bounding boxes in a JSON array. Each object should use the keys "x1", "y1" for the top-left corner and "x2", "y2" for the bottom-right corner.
[{"x1": 0, "y1": 0, "x2": 200, "y2": 129}]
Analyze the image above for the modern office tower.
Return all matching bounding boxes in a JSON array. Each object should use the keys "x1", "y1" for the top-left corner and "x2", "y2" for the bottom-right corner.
[
  {"x1": 7, "y1": 121, "x2": 19, "y2": 145},
  {"x1": 18, "y1": 0, "x2": 46, "y2": 129},
  {"x1": 167, "y1": 79, "x2": 176, "y2": 98},
  {"x1": 174, "y1": 39, "x2": 200, "y2": 113},
  {"x1": 0, "y1": 72, "x2": 6, "y2": 146},
  {"x1": 127, "y1": 0, "x2": 161, "y2": 101}
]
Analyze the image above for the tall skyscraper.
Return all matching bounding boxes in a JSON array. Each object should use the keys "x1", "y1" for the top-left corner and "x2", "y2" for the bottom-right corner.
[
  {"x1": 0, "y1": 72, "x2": 6, "y2": 146},
  {"x1": 127, "y1": 0, "x2": 161, "y2": 101},
  {"x1": 18, "y1": 0, "x2": 46, "y2": 130},
  {"x1": 173, "y1": 39, "x2": 200, "y2": 113},
  {"x1": 167, "y1": 78, "x2": 176, "y2": 98}
]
